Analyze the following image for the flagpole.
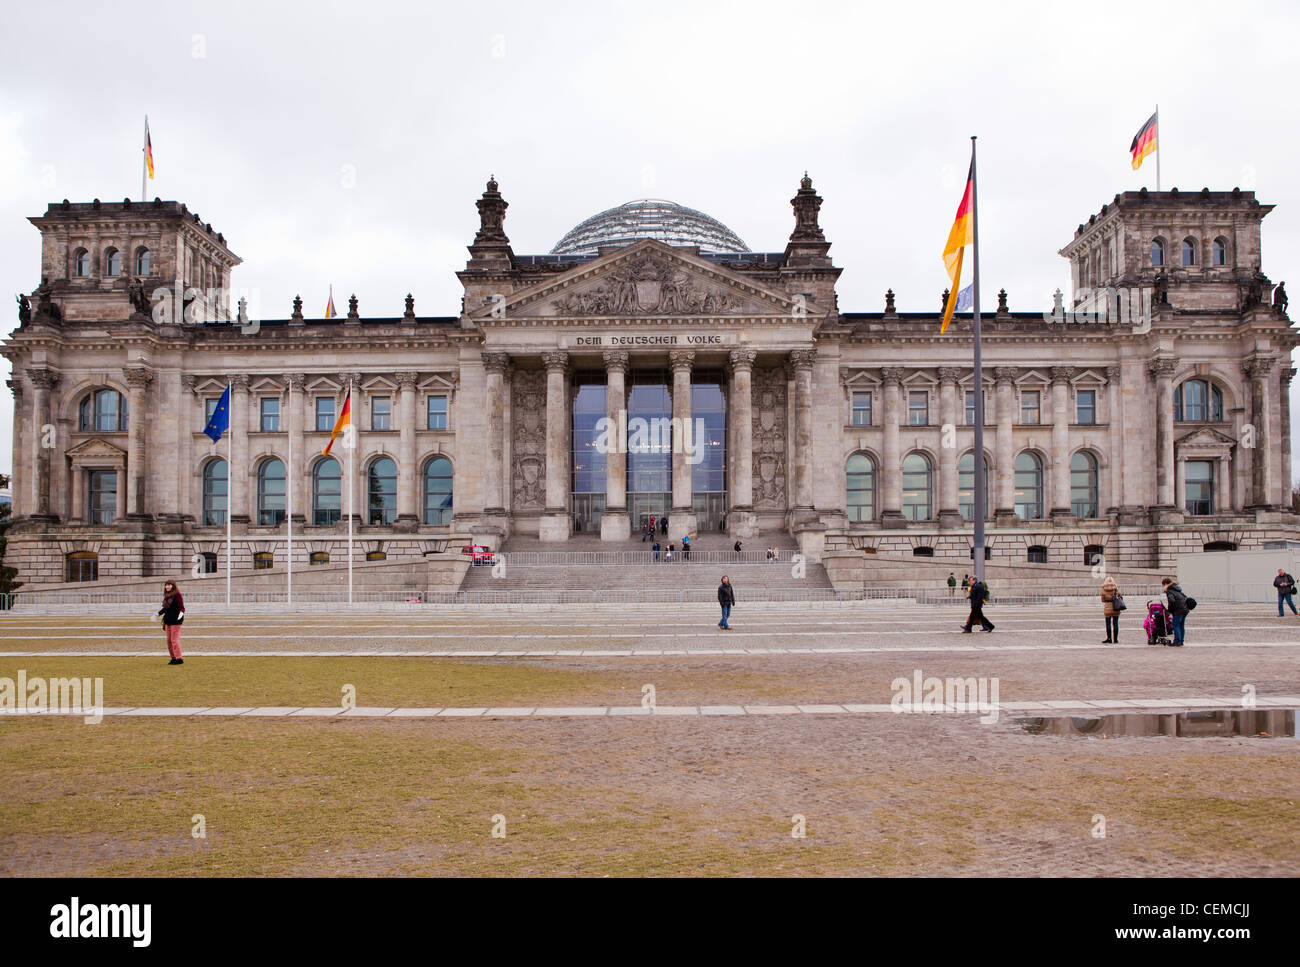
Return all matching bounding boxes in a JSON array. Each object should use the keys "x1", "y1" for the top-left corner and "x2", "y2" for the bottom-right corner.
[
  {"x1": 226, "y1": 379, "x2": 233, "y2": 607},
  {"x1": 347, "y1": 379, "x2": 354, "y2": 607},
  {"x1": 142, "y1": 116, "x2": 149, "y2": 203},
  {"x1": 969, "y1": 136, "x2": 986, "y2": 584},
  {"x1": 287, "y1": 378, "x2": 293, "y2": 607},
  {"x1": 1155, "y1": 104, "x2": 1161, "y2": 192}
]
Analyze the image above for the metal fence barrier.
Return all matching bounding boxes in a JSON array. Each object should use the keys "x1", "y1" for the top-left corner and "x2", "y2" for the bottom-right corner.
[{"x1": 0, "y1": 583, "x2": 1280, "y2": 614}]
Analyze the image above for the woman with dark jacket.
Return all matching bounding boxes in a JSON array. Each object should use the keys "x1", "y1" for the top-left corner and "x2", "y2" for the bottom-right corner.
[{"x1": 157, "y1": 579, "x2": 185, "y2": 665}]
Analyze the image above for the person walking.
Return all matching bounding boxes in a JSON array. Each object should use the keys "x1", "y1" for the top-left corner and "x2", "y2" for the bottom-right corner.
[
  {"x1": 653, "y1": 540, "x2": 661, "y2": 562},
  {"x1": 1100, "y1": 575, "x2": 1122, "y2": 643},
  {"x1": 717, "y1": 575, "x2": 735, "y2": 630},
  {"x1": 156, "y1": 579, "x2": 185, "y2": 665},
  {"x1": 660, "y1": 516, "x2": 668, "y2": 535},
  {"x1": 947, "y1": 572, "x2": 957, "y2": 599},
  {"x1": 734, "y1": 540, "x2": 743, "y2": 554},
  {"x1": 1274, "y1": 568, "x2": 1298, "y2": 617},
  {"x1": 961, "y1": 578, "x2": 994, "y2": 633},
  {"x1": 1162, "y1": 577, "x2": 1190, "y2": 646}
]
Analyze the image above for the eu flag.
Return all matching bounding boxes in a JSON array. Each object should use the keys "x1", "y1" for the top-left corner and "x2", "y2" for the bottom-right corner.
[
  {"x1": 955, "y1": 284, "x2": 974, "y2": 312},
  {"x1": 203, "y1": 385, "x2": 231, "y2": 442}
]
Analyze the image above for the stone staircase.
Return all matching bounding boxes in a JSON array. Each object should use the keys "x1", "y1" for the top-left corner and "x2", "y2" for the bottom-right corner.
[{"x1": 459, "y1": 533, "x2": 834, "y2": 597}]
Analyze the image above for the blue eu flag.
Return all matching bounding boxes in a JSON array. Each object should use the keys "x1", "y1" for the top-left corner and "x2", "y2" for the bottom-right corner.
[
  {"x1": 203, "y1": 385, "x2": 231, "y2": 443},
  {"x1": 955, "y1": 284, "x2": 974, "y2": 312}
]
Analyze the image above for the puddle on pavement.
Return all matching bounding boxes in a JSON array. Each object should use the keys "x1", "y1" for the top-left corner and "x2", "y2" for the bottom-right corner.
[{"x1": 1013, "y1": 709, "x2": 1296, "y2": 738}]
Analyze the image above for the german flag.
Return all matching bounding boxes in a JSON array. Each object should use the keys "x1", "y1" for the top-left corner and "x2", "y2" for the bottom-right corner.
[
  {"x1": 145, "y1": 119, "x2": 155, "y2": 179},
  {"x1": 325, "y1": 286, "x2": 336, "y2": 319},
  {"x1": 323, "y1": 389, "x2": 351, "y2": 456},
  {"x1": 1130, "y1": 111, "x2": 1158, "y2": 171},
  {"x1": 941, "y1": 158, "x2": 975, "y2": 333}
]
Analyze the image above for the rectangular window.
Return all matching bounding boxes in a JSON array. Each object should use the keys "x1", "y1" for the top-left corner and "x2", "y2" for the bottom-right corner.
[
  {"x1": 316, "y1": 396, "x2": 335, "y2": 432},
  {"x1": 427, "y1": 395, "x2": 448, "y2": 430},
  {"x1": 1076, "y1": 389, "x2": 1097, "y2": 425},
  {"x1": 371, "y1": 396, "x2": 391, "y2": 431},
  {"x1": 88, "y1": 470, "x2": 117, "y2": 525},
  {"x1": 907, "y1": 391, "x2": 929, "y2": 426},
  {"x1": 1021, "y1": 391, "x2": 1040, "y2": 425},
  {"x1": 965, "y1": 390, "x2": 986, "y2": 426},
  {"x1": 851, "y1": 392, "x2": 872, "y2": 426},
  {"x1": 1185, "y1": 460, "x2": 1215, "y2": 516},
  {"x1": 205, "y1": 397, "x2": 220, "y2": 424},
  {"x1": 260, "y1": 397, "x2": 280, "y2": 432}
]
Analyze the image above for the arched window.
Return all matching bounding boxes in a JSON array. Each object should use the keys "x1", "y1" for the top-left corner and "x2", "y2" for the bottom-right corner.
[
  {"x1": 78, "y1": 388, "x2": 128, "y2": 432},
  {"x1": 1182, "y1": 238, "x2": 1197, "y2": 266},
  {"x1": 1083, "y1": 544, "x2": 1104, "y2": 566},
  {"x1": 253, "y1": 551, "x2": 274, "y2": 569},
  {"x1": 846, "y1": 453, "x2": 876, "y2": 523},
  {"x1": 73, "y1": 247, "x2": 90, "y2": 277},
  {"x1": 368, "y1": 457, "x2": 397, "y2": 526},
  {"x1": 912, "y1": 546, "x2": 935, "y2": 558},
  {"x1": 313, "y1": 457, "x2": 341, "y2": 525},
  {"x1": 366, "y1": 550, "x2": 388, "y2": 561},
  {"x1": 135, "y1": 247, "x2": 151, "y2": 276},
  {"x1": 65, "y1": 551, "x2": 98, "y2": 583},
  {"x1": 1151, "y1": 238, "x2": 1165, "y2": 267},
  {"x1": 310, "y1": 551, "x2": 330, "y2": 565},
  {"x1": 1027, "y1": 545, "x2": 1049, "y2": 563},
  {"x1": 1014, "y1": 452, "x2": 1043, "y2": 520},
  {"x1": 1203, "y1": 540, "x2": 1237, "y2": 552},
  {"x1": 1070, "y1": 451, "x2": 1100, "y2": 518},
  {"x1": 104, "y1": 248, "x2": 121, "y2": 277},
  {"x1": 199, "y1": 552, "x2": 217, "y2": 574},
  {"x1": 1212, "y1": 237, "x2": 1227, "y2": 266},
  {"x1": 202, "y1": 459, "x2": 228, "y2": 526},
  {"x1": 958, "y1": 452, "x2": 989, "y2": 522},
  {"x1": 424, "y1": 456, "x2": 453, "y2": 525},
  {"x1": 1173, "y1": 379, "x2": 1223, "y2": 422},
  {"x1": 257, "y1": 458, "x2": 286, "y2": 526},
  {"x1": 901, "y1": 453, "x2": 932, "y2": 521}
]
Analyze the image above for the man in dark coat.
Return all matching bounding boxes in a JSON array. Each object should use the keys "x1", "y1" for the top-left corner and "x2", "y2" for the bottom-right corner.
[
  {"x1": 1162, "y1": 577, "x2": 1190, "y2": 646},
  {"x1": 717, "y1": 575, "x2": 735, "y2": 630},
  {"x1": 1274, "y1": 568, "x2": 1297, "y2": 617},
  {"x1": 961, "y1": 579, "x2": 994, "y2": 633}
]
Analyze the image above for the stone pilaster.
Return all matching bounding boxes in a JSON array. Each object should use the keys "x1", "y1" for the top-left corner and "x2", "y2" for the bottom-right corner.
[
  {"x1": 669, "y1": 349, "x2": 697, "y2": 541},
  {"x1": 1243, "y1": 356, "x2": 1276, "y2": 511},
  {"x1": 7, "y1": 379, "x2": 21, "y2": 520},
  {"x1": 1148, "y1": 357, "x2": 1178, "y2": 517},
  {"x1": 789, "y1": 349, "x2": 816, "y2": 514},
  {"x1": 600, "y1": 351, "x2": 630, "y2": 541},
  {"x1": 481, "y1": 353, "x2": 510, "y2": 518},
  {"x1": 1105, "y1": 365, "x2": 1123, "y2": 515},
  {"x1": 24, "y1": 367, "x2": 58, "y2": 520},
  {"x1": 727, "y1": 348, "x2": 758, "y2": 538},
  {"x1": 288, "y1": 374, "x2": 308, "y2": 527},
  {"x1": 394, "y1": 370, "x2": 419, "y2": 531},
  {"x1": 937, "y1": 366, "x2": 962, "y2": 527},
  {"x1": 993, "y1": 367, "x2": 1017, "y2": 524},
  {"x1": 229, "y1": 373, "x2": 251, "y2": 529},
  {"x1": 539, "y1": 351, "x2": 571, "y2": 541},
  {"x1": 880, "y1": 367, "x2": 906, "y2": 523},
  {"x1": 1049, "y1": 366, "x2": 1075, "y2": 522}
]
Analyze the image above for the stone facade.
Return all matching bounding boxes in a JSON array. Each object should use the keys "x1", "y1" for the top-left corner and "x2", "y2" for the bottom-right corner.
[{"x1": 2, "y1": 179, "x2": 1297, "y2": 586}]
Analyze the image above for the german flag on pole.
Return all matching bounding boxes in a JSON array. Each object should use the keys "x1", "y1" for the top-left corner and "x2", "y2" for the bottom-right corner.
[
  {"x1": 145, "y1": 119, "x2": 155, "y2": 179},
  {"x1": 323, "y1": 388, "x2": 351, "y2": 456},
  {"x1": 1130, "y1": 111, "x2": 1158, "y2": 171},
  {"x1": 941, "y1": 159, "x2": 975, "y2": 334},
  {"x1": 325, "y1": 286, "x2": 336, "y2": 319}
]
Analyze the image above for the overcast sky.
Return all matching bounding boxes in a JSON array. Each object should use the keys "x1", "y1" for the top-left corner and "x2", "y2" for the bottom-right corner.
[{"x1": 2, "y1": 0, "x2": 1298, "y2": 484}]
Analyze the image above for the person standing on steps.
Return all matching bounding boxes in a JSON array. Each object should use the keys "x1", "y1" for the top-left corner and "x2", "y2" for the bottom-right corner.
[
  {"x1": 1274, "y1": 568, "x2": 1298, "y2": 617},
  {"x1": 156, "y1": 579, "x2": 185, "y2": 665},
  {"x1": 652, "y1": 540, "x2": 661, "y2": 562},
  {"x1": 1100, "y1": 575, "x2": 1122, "y2": 643},
  {"x1": 682, "y1": 533, "x2": 691, "y2": 560},
  {"x1": 947, "y1": 572, "x2": 957, "y2": 599},
  {"x1": 717, "y1": 575, "x2": 735, "y2": 630},
  {"x1": 961, "y1": 578, "x2": 994, "y2": 633}
]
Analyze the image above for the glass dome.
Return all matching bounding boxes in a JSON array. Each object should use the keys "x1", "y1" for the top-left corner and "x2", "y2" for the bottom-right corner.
[{"x1": 550, "y1": 199, "x2": 749, "y2": 256}]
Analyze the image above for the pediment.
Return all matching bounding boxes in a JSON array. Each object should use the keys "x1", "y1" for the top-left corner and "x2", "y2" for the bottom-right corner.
[
  {"x1": 67, "y1": 437, "x2": 127, "y2": 461},
  {"x1": 472, "y1": 240, "x2": 798, "y2": 322},
  {"x1": 1176, "y1": 426, "x2": 1236, "y2": 449}
]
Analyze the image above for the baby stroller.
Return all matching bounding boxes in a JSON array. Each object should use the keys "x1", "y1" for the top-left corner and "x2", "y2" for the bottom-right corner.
[{"x1": 1144, "y1": 601, "x2": 1172, "y2": 646}]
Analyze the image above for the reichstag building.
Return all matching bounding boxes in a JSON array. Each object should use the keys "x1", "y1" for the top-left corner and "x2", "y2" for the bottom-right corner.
[{"x1": 3, "y1": 175, "x2": 1297, "y2": 585}]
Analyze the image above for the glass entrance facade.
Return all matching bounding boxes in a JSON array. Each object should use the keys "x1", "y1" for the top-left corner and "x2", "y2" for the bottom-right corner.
[
  {"x1": 691, "y1": 373, "x2": 726, "y2": 531},
  {"x1": 571, "y1": 376, "x2": 607, "y2": 534},
  {"x1": 626, "y1": 372, "x2": 672, "y2": 529}
]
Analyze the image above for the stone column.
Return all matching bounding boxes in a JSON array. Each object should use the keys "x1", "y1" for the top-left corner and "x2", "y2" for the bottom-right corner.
[
  {"x1": 727, "y1": 348, "x2": 758, "y2": 538},
  {"x1": 880, "y1": 367, "x2": 905, "y2": 523},
  {"x1": 1049, "y1": 366, "x2": 1074, "y2": 519},
  {"x1": 288, "y1": 374, "x2": 308, "y2": 526},
  {"x1": 1281, "y1": 368, "x2": 1295, "y2": 509},
  {"x1": 115, "y1": 467, "x2": 127, "y2": 521},
  {"x1": 395, "y1": 371, "x2": 419, "y2": 531},
  {"x1": 338, "y1": 372, "x2": 363, "y2": 526},
  {"x1": 669, "y1": 349, "x2": 696, "y2": 541},
  {"x1": 1149, "y1": 358, "x2": 1177, "y2": 510},
  {"x1": 123, "y1": 366, "x2": 154, "y2": 519},
  {"x1": 1174, "y1": 456, "x2": 1186, "y2": 512},
  {"x1": 1244, "y1": 356, "x2": 1275, "y2": 509},
  {"x1": 1216, "y1": 454, "x2": 1231, "y2": 513},
  {"x1": 7, "y1": 380, "x2": 21, "y2": 519},
  {"x1": 937, "y1": 366, "x2": 962, "y2": 527},
  {"x1": 1105, "y1": 366, "x2": 1123, "y2": 514},
  {"x1": 601, "y1": 351, "x2": 630, "y2": 541},
  {"x1": 70, "y1": 464, "x2": 85, "y2": 524},
  {"x1": 229, "y1": 374, "x2": 251, "y2": 528},
  {"x1": 180, "y1": 374, "x2": 198, "y2": 521},
  {"x1": 539, "y1": 351, "x2": 571, "y2": 541},
  {"x1": 25, "y1": 367, "x2": 58, "y2": 519},
  {"x1": 789, "y1": 349, "x2": 816, "y2": 516},
  {"x1": 993, "y1": 367, "x2": 1017, "y2": 522},
  {"x1": 481, "y1": 353, "x2": 509, "y2": 517}
]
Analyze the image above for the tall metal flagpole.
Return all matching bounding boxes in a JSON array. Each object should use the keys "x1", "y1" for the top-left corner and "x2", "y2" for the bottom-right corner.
[
  {"x1": 287, "y1": 379, "x2": 293, "y2": 607},
  {"x1": 226, "y1": 379, "x2": 233, "y2": 606},
  {"x1": 141, "y1": 116, "x2": 148, "y2": 203},
  {"x1": 1155, "y1": 104, "x2": 1161, "y2": 192},
  {"x1": 347, "y1": 379, "x2": 354, "y2": 606},
  {"x1": 970, "y1": 136, "x2": 987, "y2": 583}
]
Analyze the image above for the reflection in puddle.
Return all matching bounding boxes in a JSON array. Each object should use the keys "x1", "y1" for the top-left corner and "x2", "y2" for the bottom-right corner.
[{"x1": 1014, "y1": 709, "x2": 1296, "y2": 738}]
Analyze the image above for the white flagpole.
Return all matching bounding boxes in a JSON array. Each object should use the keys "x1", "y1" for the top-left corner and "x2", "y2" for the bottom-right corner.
[
  {"x1": 347, "y1": 380, "x2": 354, "y2": 607},
  {"x1": 226, "y1": 379, "x2": 232, "y2": 607},
  {"x1": 1155, "y1": 104, "x2": 1161, "y2": 192},
  {"x1": 287, "y1": 379, "x2": 293, "y2": 607},
  {"x1": 141, "y1": 116, "x2": 148, "y2": 203}
]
